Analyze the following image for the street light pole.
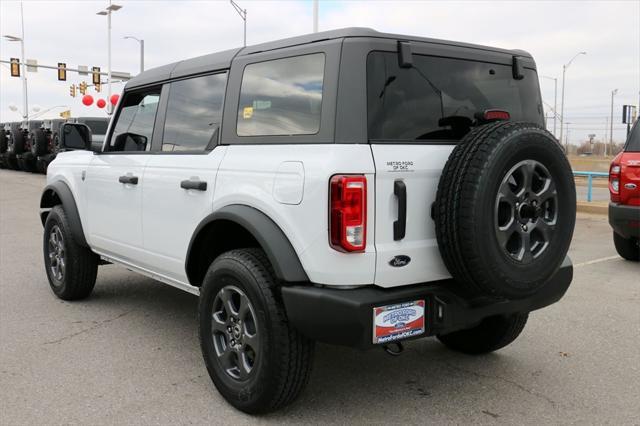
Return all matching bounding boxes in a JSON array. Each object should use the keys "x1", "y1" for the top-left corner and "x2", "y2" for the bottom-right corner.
[
  {"x1": 313, "y1": 0, "x2": 319, "y2": 33},
  {"x1": 4, "y1": 4, "x2": 29, "y2": 120},
  {"x1": 230, "y1": 0, "x2": 247, "y2": 47},
  {"x1": 609, "y1": 89, "x2": 618, "y2": 157},
  {"x1": 559, "y1": 51, "x2": 586, "y2": 146},
  {"x1": 543, "y1": 75, "x2": 558, "y2": 137},
  {"x1": 124, "y1": 36, "x2": 144, "y2": 74},
  {"x1": 565, "y1": 122, "x2": 571, "y2": 154},
  {"x1": 97, "y1": 2, "x2": 122, "y2": 115}
]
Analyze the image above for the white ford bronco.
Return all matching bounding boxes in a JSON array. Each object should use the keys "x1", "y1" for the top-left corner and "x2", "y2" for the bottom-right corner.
[{"x1": 40, "y1": 28, "x2": 576, "y2": 414}]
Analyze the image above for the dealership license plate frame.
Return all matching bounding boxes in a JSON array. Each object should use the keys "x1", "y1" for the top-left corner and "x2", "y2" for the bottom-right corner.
[{"x1": 372, "y1": 299, "x2": 426, "y2": 344}]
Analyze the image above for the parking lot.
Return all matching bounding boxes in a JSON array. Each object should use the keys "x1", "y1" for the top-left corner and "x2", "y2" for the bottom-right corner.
[{"x1": 1, "y1": 168, "x2": 638, "y2": 425}]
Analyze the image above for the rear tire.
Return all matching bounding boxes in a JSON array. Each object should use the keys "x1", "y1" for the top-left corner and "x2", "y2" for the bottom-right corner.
[
  {"x1": 43, "y1": 205, "x2": 99, "y2": 300},
  {"x1": 613, "y1": 232, "x2": 639, "y2": 261},
  {"x1": 437, "y1": 313, "x2": 529, "y2": 354},
  {"x1": 199, "y1": 248, "x2": 314, "y2": 414}
]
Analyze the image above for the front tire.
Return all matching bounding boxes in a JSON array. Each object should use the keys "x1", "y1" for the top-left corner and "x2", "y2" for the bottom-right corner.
[
  {"x1": 43, "y1": 205, "x2": 99, "y2": 300},
  {"x1": 199, "y1": 248, "x2": 314, "y2": 414},
  {"x1": 437, "y1": 313, "x2": 529, "y2": 354},
  {"x1": 613, "y1": 232, "x2": 639, "y2": 261}
]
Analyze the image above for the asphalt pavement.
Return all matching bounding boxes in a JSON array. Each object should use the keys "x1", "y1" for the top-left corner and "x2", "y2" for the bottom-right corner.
[{"x1": 1, "y1": 169, "x2": 638, "y2": 425}]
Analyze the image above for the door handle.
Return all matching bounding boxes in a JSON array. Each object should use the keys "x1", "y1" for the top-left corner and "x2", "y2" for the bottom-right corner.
[
  {"x1": 180, "y1": 179, "x2": 207, "y2": 191},
  {"x1": 118, "y1": 175, "x2": 138, "y2": 185},
  {"x1": 393, "y1": 180, "x2": 406, "y2": 241}
]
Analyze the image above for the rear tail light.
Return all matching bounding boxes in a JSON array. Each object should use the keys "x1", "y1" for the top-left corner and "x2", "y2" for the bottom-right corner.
[
  {"x1": 330, "y1": 175, "x2": 367, "y2": 252},
  {"x1": 609, "y1": 154, "x2": 622, "y2": 202}
]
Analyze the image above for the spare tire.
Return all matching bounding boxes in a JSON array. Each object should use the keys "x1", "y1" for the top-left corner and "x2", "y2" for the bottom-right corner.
[
  {"x1": 434, "y1": 121, "x2": 575, "y2": 300},
  {"x1": 11, "y1": 130, "x2": 25, "y2": 155},
  {"x1": 0, "y1": 130, "x2": 7, "y2": 154},
  {"x1": 32, "y1": 129, "x2": 48, "y2": 157}
]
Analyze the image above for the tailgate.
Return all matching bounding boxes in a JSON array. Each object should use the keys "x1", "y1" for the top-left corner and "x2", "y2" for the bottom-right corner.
[{"x1": 372, "y1": 144, "x2": 453, "y2": 287}]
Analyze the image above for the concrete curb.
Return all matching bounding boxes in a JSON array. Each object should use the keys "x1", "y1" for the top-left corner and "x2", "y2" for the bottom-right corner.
[{"x1": 576, "y1": 201, "x2": 608, "y2": 215}]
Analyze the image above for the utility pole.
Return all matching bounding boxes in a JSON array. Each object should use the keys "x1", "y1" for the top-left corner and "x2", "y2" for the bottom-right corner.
[
  {"x1": 313, "y1": 0, "x2": 319, "y2": 33},
  {"x1": 610, "y1": 89, "x2": 618, "y2": 158},
  {"x1": 604, "y1": 116, "x2": 608, "y2": 157},
  {"x1": 559, "y1": 51, "x2": 586, "y2": 145},
  {"x1": 565, "y1": 122, "x2": 571, "y2": 154},
  {"x1": 543, "y1": 76, "x2": 558, "y2": 137}
]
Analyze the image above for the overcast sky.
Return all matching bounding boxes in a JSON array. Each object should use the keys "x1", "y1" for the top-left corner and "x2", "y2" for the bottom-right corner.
[{"x1": 1, "y1": 0, "x2": 638, "y2": 144}]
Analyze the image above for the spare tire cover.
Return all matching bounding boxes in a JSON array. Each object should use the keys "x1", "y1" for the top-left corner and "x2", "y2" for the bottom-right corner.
[{"x1": 434, "y1": 121, "x2": 576, "y2": 300}]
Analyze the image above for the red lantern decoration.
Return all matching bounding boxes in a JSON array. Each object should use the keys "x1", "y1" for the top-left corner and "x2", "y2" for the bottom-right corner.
[
  {"x1": 82, "y1": 95, "x2": 94, "y2": 106},
  {"x1": 110, "y1": 94, "x2": 120, "y2": 106},
  {"x1": 96, "y1": 98, "x2": 106, "y2": 109}
]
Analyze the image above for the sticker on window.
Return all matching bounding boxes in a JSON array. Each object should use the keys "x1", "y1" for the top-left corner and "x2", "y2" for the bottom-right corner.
[
  {"x1": 243, "y1": 106, "x2": 254, "y2": 119},
  {"x1": 373, "y1": 300, "x2": 425, "y2": 344}
]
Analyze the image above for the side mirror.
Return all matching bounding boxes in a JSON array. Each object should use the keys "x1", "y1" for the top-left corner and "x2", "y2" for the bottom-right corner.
[
  {"x1": 113, "y1": 132, "x2": 147, "y2": 152},
  {"x1": 60, "y1": 123, "x2": 92, "y2": 151}
]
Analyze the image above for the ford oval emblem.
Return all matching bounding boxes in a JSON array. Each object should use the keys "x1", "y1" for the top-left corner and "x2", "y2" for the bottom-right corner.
[{"x1": 389, "y1": 255, "x2": 411, "y2": 267}]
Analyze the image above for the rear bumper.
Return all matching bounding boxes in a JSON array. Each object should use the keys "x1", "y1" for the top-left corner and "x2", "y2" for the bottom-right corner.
[
  {"x1": 609, "y1": 203, "x2": 640, "y2": 239},
  {"x1": 282, "y1": 257, "x2": 573, "y2": 349}
]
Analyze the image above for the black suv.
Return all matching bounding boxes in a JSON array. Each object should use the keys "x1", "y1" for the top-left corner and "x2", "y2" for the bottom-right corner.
[
  {"x1": 15, "y1": 120, "x2": 43, "y2": 172},
  {"x1": 33, "y1": 119, "x2": 66, "y2": 173}
]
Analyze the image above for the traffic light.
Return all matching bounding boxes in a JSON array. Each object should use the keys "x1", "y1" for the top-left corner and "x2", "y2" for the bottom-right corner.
[
  {"x1": 10, "y1": 58, "x2": 20, "y2": 77},
  {"x1": 95, "y1": 81, "x2": 101, "y2": 93},
  {"x1": 92, "y1": 66, "x2": 101, "y2": 85},
  {"x1": 70, "y1": 84, "x2": 77, "y2": 98},
  {"x1": 79, "y1": 81, "x2": 88, "y2": 95},
  {"x1": 57, "y1": 62, "x2": 67, "y2": 81}
]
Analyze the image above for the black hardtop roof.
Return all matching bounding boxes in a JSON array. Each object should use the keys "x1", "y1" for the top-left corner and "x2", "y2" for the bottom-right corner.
[{"x1": 126, "y1": 27, "x2": 530, "y2": 89}]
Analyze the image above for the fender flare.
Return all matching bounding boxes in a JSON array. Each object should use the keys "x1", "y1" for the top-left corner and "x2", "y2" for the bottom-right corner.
[
  {"x1": 186, "y1": 205, "x2": 309, "y2": 284},
  {"x1": 40, "y1": 181, "x2": 88, "y2": 247}
]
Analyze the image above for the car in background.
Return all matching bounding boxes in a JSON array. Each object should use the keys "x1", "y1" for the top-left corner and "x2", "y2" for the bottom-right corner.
[
  {"x1": 34, "y1": 119, "x2": 66, "y2": 173},
  {"x1": 4, "y1": 122, "x2": 23, "y2": 170},
  {"x1": 609, "y1": 120, "x2": 640, "y2": 261},
  {"x1": 16, "y1": 120, "x2": 44, "y2": 172},
  {"x1": 0, "y1": 122, "x2": 6, "y2": 168}
]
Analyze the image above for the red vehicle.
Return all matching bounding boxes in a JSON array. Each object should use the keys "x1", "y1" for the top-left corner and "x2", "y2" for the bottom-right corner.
[{"x1": 609, "y1": 120, "x2": 640, "y2": 261}]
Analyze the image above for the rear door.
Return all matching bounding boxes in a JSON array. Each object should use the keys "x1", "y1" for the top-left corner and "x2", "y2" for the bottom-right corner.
[
  {"x1": 141, "y1": 71, "x2": 228, "y2": 283},
  {"x1": 366, "y1": 44, "x2": 544, "y2": 287},
  {"x1": 620, "y1": 122, "x2": 640, "y2": 206}
]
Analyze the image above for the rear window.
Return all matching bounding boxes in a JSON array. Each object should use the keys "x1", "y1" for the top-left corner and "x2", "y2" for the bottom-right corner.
[
  {"x1": 237, "y1": 53, "x2": 325, "y2": 137},
  {"x1": 367, "y1": 52, "x2": 543, "y2": 142},
  {"x1": 625, "y1": 122, "x2": 640, "y2": 152},
  {"x1": 85, "y1": 120, "x2": 109, "y2": 135}
]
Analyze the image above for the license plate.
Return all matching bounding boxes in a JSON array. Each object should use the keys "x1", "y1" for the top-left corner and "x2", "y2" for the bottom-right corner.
[{"x1": 373, "y1": 300, "x2": 425, "y2": 344}]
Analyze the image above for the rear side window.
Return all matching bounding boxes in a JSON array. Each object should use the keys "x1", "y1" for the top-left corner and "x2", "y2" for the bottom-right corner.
[
  {"x1": 367, "y1": 52, "x2": 543, "y2": 142},
  {"x1": 625, "y1": 122, "x2": 640, "y2": 152},
  {"x1": 110, "y1": 89, "x2": 161, "y2": 152},
  {"x1": 237, "y1": 53, "x2": 325, "y2": 136},
  {"x1": 162, "y1": 72, "x2": 227, "y2": 152}
]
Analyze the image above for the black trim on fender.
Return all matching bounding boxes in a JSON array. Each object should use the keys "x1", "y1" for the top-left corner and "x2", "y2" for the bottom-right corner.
[
  {"x1": 282, "y1": 257, "x2": 573, "y2": 349},
  {"x1": 40, "y1": 181, "x2": 88, "y2": 247},
  {"x1": 186, "y1": 205, "x2": 308, "y2": 284}
]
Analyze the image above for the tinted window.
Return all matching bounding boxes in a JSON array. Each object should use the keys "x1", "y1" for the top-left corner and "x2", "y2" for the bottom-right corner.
[
  {"x1": 162, "y1": 73, "x2": 227, "y2": 152},
  {"x1": 625, "y1": 121, "x2": 640, "y2": 152},
  {"x1": 237, "y1": 53, "x2": 325, "y2": 136},
  {"x1": 84, "y1": 120, "x2": 109, "y2": 135},
  {"x1": 367, "y1": 52, "x2": 543, "y2": 142},
  {"x1": 110, "y1": 89, "x2": 161, "y2": 151}
]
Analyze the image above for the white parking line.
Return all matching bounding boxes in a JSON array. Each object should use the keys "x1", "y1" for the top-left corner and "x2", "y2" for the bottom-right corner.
[{"x1": 574, "y1": 255, "x2": 620, "y2": 268}]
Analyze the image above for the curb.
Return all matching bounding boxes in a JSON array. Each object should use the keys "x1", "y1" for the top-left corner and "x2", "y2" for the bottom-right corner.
[{"x1": 576, "y1": 201, "x2": 608, "y2": 215}]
